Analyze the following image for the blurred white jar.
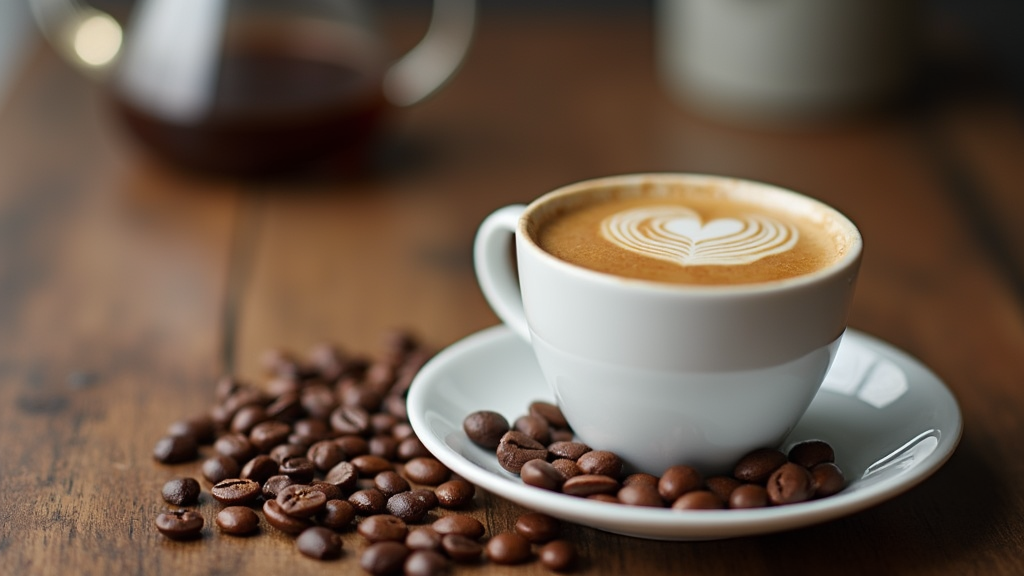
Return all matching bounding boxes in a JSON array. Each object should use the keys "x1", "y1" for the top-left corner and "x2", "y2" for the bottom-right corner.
[{"x1": 655, "y1": 0, "x2": 923, "y2": 126}]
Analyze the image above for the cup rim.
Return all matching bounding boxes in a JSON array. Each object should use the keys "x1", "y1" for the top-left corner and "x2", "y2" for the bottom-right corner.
[{"x1": 517, "y1": 172, "x2": 863, "y2": 295}]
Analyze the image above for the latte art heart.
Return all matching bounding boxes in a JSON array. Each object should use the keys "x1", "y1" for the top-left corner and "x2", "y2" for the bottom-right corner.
[{"x1": 600, "y1": 206, "x2": 799, "y2": 267}]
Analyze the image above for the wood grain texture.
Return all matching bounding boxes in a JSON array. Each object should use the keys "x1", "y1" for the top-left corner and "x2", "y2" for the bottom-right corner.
[{"x1": 1, "y1": 7, "x2": 1023, "y2": 576}]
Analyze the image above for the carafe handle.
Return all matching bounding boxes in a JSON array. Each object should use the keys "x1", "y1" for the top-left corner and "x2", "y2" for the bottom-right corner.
[{"x1": 383, "y1": 0, "x2": 477, "y2": 107}]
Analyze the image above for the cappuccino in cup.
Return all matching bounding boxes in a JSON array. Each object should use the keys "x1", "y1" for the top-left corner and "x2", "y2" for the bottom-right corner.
[{"x1": 532, "y1": 182, "x2": 853, "y2": 286}]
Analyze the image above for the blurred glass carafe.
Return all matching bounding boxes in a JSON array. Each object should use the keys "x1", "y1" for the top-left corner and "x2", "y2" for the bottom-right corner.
[{"x1": 31, "y1": 0, "x2": 476, "y2": 175}]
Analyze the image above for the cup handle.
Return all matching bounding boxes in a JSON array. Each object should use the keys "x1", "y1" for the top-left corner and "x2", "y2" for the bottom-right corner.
[
  {"x1": 383, "y1": 0, "x2": 477, "y2": 107},
  {"x1": 474, "y1": 205, "x2": 531, "y2": 342}
]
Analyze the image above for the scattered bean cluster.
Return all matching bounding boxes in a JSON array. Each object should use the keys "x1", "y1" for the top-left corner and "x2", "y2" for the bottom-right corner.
[
  {"x1": 152, "y1": 332, "x2": 577, "y2": 574},
  {"x1": 464, "y1": 404, "x2": 846, "y2": 510}
]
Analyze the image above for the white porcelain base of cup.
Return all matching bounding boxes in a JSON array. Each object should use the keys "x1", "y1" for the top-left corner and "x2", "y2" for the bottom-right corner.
[{"x1": 531, "y1": 331, "x2": 843, "y2": 475}]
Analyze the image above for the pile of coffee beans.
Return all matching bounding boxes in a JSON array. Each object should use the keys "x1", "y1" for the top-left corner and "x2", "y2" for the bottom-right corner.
[
  {"x1": 464, "y1": 404, "x2": 845, "y2": 510},
  {"x1": 152, "y1": 331, "x2": 576, "y2": 574}
]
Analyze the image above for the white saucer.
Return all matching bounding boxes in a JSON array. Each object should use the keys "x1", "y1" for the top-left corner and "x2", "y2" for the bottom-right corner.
[{"x1": 407, "y1": 326, "x2": 962, "y2": 540}]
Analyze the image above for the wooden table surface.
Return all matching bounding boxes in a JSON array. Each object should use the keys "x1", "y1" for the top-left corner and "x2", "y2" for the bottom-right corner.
[{"x1": 3, "y1": 6, "x2": 1024, "y2": 576}]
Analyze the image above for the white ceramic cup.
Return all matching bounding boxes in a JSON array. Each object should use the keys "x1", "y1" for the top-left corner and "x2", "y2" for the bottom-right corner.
[{"x1": 473, "y1": 174, "x2": 862, "y2": 475}]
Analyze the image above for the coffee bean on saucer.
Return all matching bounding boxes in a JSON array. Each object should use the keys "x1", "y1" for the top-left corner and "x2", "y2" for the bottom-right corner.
[
  {"x1": 514, "y1": 415, "x2": 551, "y2": 446},
  {"x1": 671, "y1": 490, "x2": 725, "y2": 510},
  {"x1": 161, "y1": 477, "x2": 200, "y2": 506},
  {"x1": 520, "y1": 459, "x2": 564, "y2": 491},
  {"x1": 496, "y1": 431, "x2": 548, "y2": 474},
  {"x1": 658, "y1": 465, "x2": 702, "y2": 502},
  {"x1": 766, "y1": 462, "x2": 815, "y2": 505},
  {"x1": 551, "y1": 459, "x2": 581, "y2": 480},
  {"x1": 789, "y1": 439, "x2": 836, "y2": 469},
  {"x1": 463, "y1": 410, "x2": 510, "y2": 449},
  {"x1": 296, "y1": 526, "x2": 343, "y2": 560},
  {"x1": 547, "y1": 440, "x2": 590, "y2": 461},
  {"x1": 811, "y1": 462, "x2": 846, "y2": 498},
  {"x1": 156, "y1": 509, "x2": 204, "y2": 540},
  {"x1": 618, "y1": 483, "x2": 664, "y2": 507},
  {"x1": 728, "y1": 484, "x2": 769, "y2": 509},
  {"x1": 562, "y1": 474, "x2": 619, "y2": 497},
  {"x1": 705, "y1": 475, "x2": 742, "y2": 502},
  {"x1": 576, "y1": 450, "x2": 622, "y2": 478},
  {"x1": 528, "y1": 401, "x2": 569, "y2": 429},
  {"x1": 734, "y1": 448, "x2": 788, "y2": 484},
  {"x1": 216, "y1": 506, "x2": 260, "y2": 536}
]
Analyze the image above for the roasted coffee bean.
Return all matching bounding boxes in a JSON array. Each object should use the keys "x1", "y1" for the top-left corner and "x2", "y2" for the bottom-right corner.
[
  {"x1": 403, "y1": 457, "x2": 450, "y2": 485},
  {"x1": 811, "y1": 462, "x2": 845, "y2": 498},
  {"x1": 279, "y1": 456, "x2": 316, "y2": 483},
  {"x1": 213, "y1": 433, "x2": 257, "y2": 464},
  {"x1": 296, "y1": 526, "x2": 343, "y2": 560},
  {"x1": 265, "y1": 390, "x2": 304, "y2": 422},
  {"x1": 317, "y1": 499, "x2": 356, "y2": 531},
  {"x1": 547, "y1": 440, "x2": 590, "y2": 461},
  {"x1": 261, "y1": 474, "x2": 296, "y2": 500},
  {"x1": 622, "y1": 472, "x2": 659, "y2": 488},
  {"x1": 309, "y1": 480, "x2": 344, "y2": 502},
  {"x1": 386, "y1": 489, "x2": 436, "y2": 523},
  {"x1": 514, "y1": 512, "x2": 560, "y2": 544},
  {"x1": 404, "y1": 550, "x2": 449, "y2": 576},
  {"x1": 671, "y1": 490, "x2": 725, "y2": 510},
  {"x1": 374, "y1": 471, "x2": 411, "y2": 498},
  {"x1": 513, "y1": 415, "x2": 551, "y2": 446},
  {"x1": 277, "y1": 484, "x2": 328, "y2": 518},
  {"x1": 330, "y1": 405, "x2": 371, "y2": 436},
  {"x1": 358, "y1": 514, "x2": 408, "y2": 543},
  {"x1": 161, "y1": 477, "x2": 200, "y2": 506},
  {"x1": 576, "y1": 450, "x2": 622, "y2": 478},
  {"x1": 210, "y1": 478, "x2": 261, "y2": 505},
  {"x1": 729, "y1": 484, "x2": 769, "y2": 509},
  {"x1": 549, "y1": 429, "x2": 575, "y2": 443},
  {"x1": 268, "y1": 442, "x2": 306, "y2": 464},
  {"x1": 166, "y1": 416, "x2": 216, "y2": 445},
  {"x1": 292, "y1": 418, "x2": 332, "y2": 444},
  {"x1": 441, "y1": 534, "x2": 483, "y2": 563},
  {"x1": 215, "y1": 506, "x2": 260, "y2": 535},
  {"x1": 230, "y1": 404, "x2": 269, "y2": 434},
  {"x1": 300, "y1": 384, "x2": 338, "y2": 420},
  {"x1": 324, "y1": 461, "x2": 358, "y2": 492},
  {"x1": 155, "y1": 509, "x2": 204, "y2": 540},
  {"x1": 496, "y1": 431, "x2": 548, "y2": 474},
  {"x1": 351, "y1": 454, "x2": 393, "y2": 476},
  {"x1": 360, "y1": 541, "x2": 410, "y2": 575},
  {"x1": 529, "y1": 401, "x2": 569, "y2": 429},
  {"x1": 788, "y1": 440, "x2": 835, "y2": 469},
  {"x1": 306, "y1": 440, "x2": 346, "y2": 472},
  {"x1": 734, "y1": 448, "x2": 787, "y2": 484},
  {"x1": 539, "y1": 539, "x2": 577, "y2": 572},
  {"x1": 562, "y1": 474, "x2": 619, "y2": 497},
  {"x1": 263, "y1": 499, "x2": 313, "y2": 534},
  {"x1": 369, "y1": 435, "x2": 399, "y2": 460},
  {"x1": 397, "y1": 437, "x2": 431, "y2": 462},
  {"x1": 486, "y1": 532, "x2": 531, "y2": 565},
  {"x1": 520, "y1": 459, "x2": 564, "y2": 491},
  {"x1": 348, "y1": 488, "x2": 388, "y2": 515},
  {"x1": 370, "y1": 412, "x2": 398, "y2": 436},
  {"x1": 153, "y1": 435, "x2": 199, "y2": 464},
  {"x1": 618, "y1": 483, "x2": 664, "y2": 507},
  {"x1": 658, "y1": 465, "x2": 703, "y2": 502},
  {"x1": 335, "y1": 435, "x2": 370, "y2": 458},
  {"x1": 432, "y1": 514, "x2": 485, "y2": 540},
  {"x1": 588, "y1": 493, "x2": 620, "y2": 504},
  {"x1": 240, "y1": 455, "x2": 279, "y2": 486},
  {"x1": 705, "y1": 475, "x2": 742, "y2": 502},
  {"x1": 435, "y1": 479, "x2": 475, "y2": 508},
  {"x1": 406, "y1": 527, "x2": 444, "y2": 551},
  {"x1": 551, "y1": 459, "x2": 581, "y2": 480},
  {"x1": 767, "y1": 462, "x2": 815, "y2": 505},
  {"x1": 201, "y1": 455, "x2": 240, "y2": 484},
  {"x1": 463, "y1": 411, "x2": 510, "y2": 449}
]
